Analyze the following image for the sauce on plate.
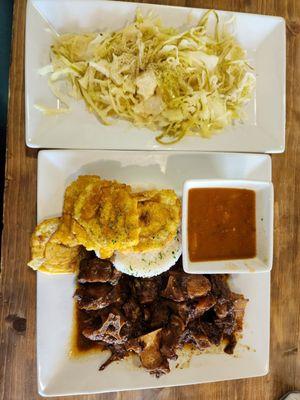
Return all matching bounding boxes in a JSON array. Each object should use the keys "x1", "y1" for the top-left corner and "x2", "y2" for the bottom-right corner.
[
  {"x1": 188, "y1": 188, "x2": 256, "y2": 262},
  {"x1": 70, "y1": 306, "x2": 103, "y2": 357}
]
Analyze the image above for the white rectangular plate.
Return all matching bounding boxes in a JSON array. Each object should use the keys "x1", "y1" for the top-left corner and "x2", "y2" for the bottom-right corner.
[
  {"x1": 37, "y1": 150, "x2": 271, "y2": 396},
  {"x1": 26, "y1": 0, "x2": 285, "y2": 152}
]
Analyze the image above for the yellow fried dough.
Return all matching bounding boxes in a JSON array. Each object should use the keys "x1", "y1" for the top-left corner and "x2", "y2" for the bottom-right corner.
[
  {"x1": 51, "y1": 175, "x2": 101, "y2": 246},
  {"x1": 73, "y1": 180, "x2": 140, "y2": 258},
  {"x1": 131, "y1": 189, "x2": 181, "y2": 253}
]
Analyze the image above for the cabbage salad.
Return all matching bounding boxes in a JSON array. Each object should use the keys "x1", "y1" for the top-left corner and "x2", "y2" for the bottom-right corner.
[{"x1": 38, "y1": 10, "x2": 255, "y2": 144}]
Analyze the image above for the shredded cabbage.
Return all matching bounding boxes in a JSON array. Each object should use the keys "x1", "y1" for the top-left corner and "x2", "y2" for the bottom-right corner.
[
  {"x1": 34, "y1": 103, "x2": 70, "y2": 116},
  {"x1": 39, "y1": 10, "x2": 255, "y2": 144}
]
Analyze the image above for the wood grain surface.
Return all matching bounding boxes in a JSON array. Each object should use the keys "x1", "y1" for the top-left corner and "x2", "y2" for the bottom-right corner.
[{"x1": 0, "y1": 0, "x2": 299, "y2": 399}]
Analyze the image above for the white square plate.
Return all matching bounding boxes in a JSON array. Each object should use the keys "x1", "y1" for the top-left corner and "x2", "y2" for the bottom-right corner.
[
  {"x1": 26, "y1": 0, "x2": 285, "y2": 152},
  {"x1": 37, "y1": 150, "x2": 271, "y2": 396}
]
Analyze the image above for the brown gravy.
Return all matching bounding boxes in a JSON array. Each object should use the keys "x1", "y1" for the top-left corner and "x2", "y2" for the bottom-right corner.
[
  {"x1": 188, "y1": 188, "x2": 256, "y2": 262},
  {"x1": 70, "y1": 306, "x2": 103, "y2": 357}
]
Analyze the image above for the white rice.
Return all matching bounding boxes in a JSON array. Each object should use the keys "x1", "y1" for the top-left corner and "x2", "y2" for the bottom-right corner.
[{"x1": 112, "y1": 231, "x2": 182, "y2": 278}]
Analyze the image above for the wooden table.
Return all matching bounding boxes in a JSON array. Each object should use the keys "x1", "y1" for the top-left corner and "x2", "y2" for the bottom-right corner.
[{"x1": 1, "y1": 0, "x2": 299, "y2": 399}]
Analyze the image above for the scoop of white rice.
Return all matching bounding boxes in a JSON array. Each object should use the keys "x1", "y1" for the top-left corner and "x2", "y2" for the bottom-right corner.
[{"x1": 112, "y1": 231, "x2": 182, "y2": 278}]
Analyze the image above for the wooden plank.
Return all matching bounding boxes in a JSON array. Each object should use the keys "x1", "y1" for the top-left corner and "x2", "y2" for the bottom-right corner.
[{"x1": 0, "y1": 0, "x2": 299, "y2": 399}]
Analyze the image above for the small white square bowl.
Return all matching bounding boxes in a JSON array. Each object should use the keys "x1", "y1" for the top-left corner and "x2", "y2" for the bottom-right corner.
[{"x1": 182, "y1": 179, "x2": 273, "y2": 274}]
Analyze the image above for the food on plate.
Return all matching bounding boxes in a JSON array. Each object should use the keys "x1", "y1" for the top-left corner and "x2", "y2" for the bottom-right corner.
[
  {"x1": 51, "y1": 175, "x2": 101, "y2": 247},
  {"x1": 112, "y1": 230, "x2": 181, "y2": 278},
  {"x1": 188, "y1": 188, "x2": 256, "y2": 262},
  {"x1": 29, "y1": 174, "x2": 250, "y2": 377},
  {"x1": 28, "y1": 217, "x2": 83, "y2": 273},
  {"x1": 37, "y1": 10, "x2": 255, "y2": 144},
  {"x1": 132, "y1": 190, "x2": 181, "y2": 252},
  {"x1": 73, "y1": 179, "x2": 141, "y2": 258},
  {"x1": 28, "y1": 175, "x2": 182, "y2": 277},
  {"x1": 112, "y1": 189, "x2": 181, "y2": 276},
  {"x1": 73, "y1": 253, "x2": 248, "y2": 377}
]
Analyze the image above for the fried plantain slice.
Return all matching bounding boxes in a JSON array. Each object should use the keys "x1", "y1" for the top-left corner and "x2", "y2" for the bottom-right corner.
[
  {"x1": 28, "y1": 217, "x2": 60, "y2": 270},
  {"x1": 71, "y1": 219, "x2": 100, "y2": 255},
  {"x1": 51, "y1": 175, "x2": 101, "y2": 247},
  {"x1": 73, "y1": 180, "x2": 140, "y2": 258},
  {"x1": 28, "y1": 216, "x2": 82, "y2": 273},
  {"x1": 38, "y1": 249, "x2": 84, "y2": 274},
  {"x1": 131, "y1": 189, "x2": 181, "y2": 253}
]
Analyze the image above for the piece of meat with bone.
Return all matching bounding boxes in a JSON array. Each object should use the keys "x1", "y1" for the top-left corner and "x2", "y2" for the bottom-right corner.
[
  {"x1": 74, "y1": 283, "x2": 113, "y2": 310},
  {"x1": 78, "y1": 258, "x2": 122, "y2": 285},
  {"x1": 161, "y1": 272, "x2": 211, "y2": 302},
  {"x1": 209, "y1": 275, "x2": 248, "y2": 336},
  {"x1": 74, "y1": 279, "x2": 126, "y2": 311},
  {"x1": 125, "y1": 329, "x2": 170, "y2": 377},
  {"x1": 164, "y1": 294, "x2": 215, "y2": 327},
  {"x1": 208, "y1": 274, "x2": 237, "y2": 320},
  {"x1": 161, "y1": 273, "x2": 185, "y2": 302},
  {"x1": 137, "y1": 329, "x2": 170, "y2": 377},
  {"x1": 186, "y1": 275, "x2": 211, "y2": 299},
  {"x1": 209, "y1": 275, "x2": 231, "y2": 298},
  {"x1": 83, "y1": 308, "x2": 129, "y2": 345},
  {"x1": 140, "y1": 329, "x2": 164, "y2": 369},
  {"x1": 190, "y1": 294, "x2": 216, "y2": 320}
]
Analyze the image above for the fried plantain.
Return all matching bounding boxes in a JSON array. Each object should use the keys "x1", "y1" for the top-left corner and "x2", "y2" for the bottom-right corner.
[
  {"x1": 28, "y1": 217, "x2": 82, "y2": 273},
  {"x1": 73, "y1": 180, "x2": 141, "y2": 258},
  {"x1": 51, "y1": 175, "x2": 101, "y2": 247},
  {"x1": 131, "y1": 189, "x2": 181, "y2": 253}
]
